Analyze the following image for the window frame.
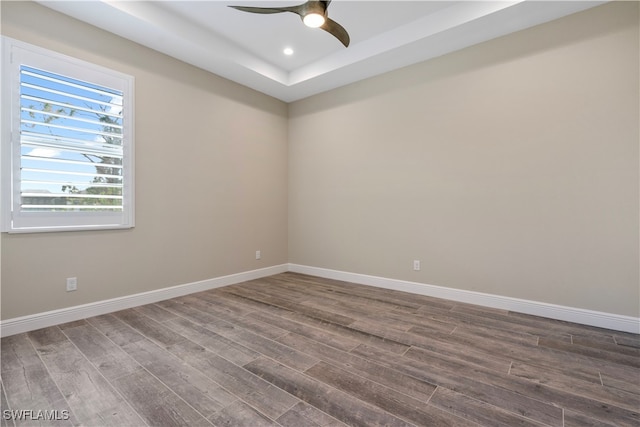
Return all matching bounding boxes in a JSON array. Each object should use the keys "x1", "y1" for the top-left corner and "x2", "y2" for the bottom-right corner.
[{"x1": 1, "y1": 36, "x2": 135, "y2": 233}]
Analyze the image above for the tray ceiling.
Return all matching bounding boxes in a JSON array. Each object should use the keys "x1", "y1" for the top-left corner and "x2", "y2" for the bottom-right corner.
[{"x1": 37, "y1": 1, "x2": 606, "y2": 102}]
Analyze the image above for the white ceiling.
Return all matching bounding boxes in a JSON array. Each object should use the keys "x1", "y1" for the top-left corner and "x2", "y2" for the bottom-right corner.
[{"x1": 37, "y1": 0, "x2": 606, "y2": 103}]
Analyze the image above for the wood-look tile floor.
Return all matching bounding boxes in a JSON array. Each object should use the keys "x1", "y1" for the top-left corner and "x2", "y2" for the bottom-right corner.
[{"x1": 1, "y1": 273, "x2": 639, "y2": 427}]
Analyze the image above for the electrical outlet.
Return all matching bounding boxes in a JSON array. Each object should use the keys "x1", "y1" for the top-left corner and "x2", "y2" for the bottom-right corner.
[
  {"x1": 66, "y1": 277, "x2": 77, "y2": 292},
  {"x1": 256, "y1": 250, "x2": 261, "y2": 260},
  {"x1": 413, "y1": 260, "x2": 420, "y2": 271}
]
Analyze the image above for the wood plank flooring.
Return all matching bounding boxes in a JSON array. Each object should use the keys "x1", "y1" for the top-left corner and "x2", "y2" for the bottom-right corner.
[{"x1": 1, "y1": 272, "x2": 638, "y2": 426}]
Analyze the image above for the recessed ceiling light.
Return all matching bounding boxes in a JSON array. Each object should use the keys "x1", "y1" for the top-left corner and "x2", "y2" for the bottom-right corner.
[{"x1": 283, "y1": 47, "x2": 294, "y2": 56}]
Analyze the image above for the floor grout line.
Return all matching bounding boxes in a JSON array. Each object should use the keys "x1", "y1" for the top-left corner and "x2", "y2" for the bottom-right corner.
[
  {"x1": 598, "y1": 371, "x2": 604, "y2": 386},
  {"x1": 426, "y1": 385, "x2": 438, "y2": 404}
]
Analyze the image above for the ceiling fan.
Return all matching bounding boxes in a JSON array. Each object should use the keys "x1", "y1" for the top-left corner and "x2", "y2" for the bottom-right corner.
[{"x1": 228, "y1": 0, "x2": 350, "y2": 47}]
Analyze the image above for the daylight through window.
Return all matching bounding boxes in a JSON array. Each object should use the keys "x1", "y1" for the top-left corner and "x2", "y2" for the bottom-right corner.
[
  {"x1": 2, "y1": 37, "x2": 134, "y2": 232},
  {"x1": 20, "y1": 65, "x2": 125, "y2": 212}
]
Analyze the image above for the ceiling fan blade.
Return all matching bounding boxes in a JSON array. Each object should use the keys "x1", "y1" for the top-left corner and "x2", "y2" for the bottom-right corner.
[
  {"x1": 230, "y1": 1, "x2": 350, "y2": 48},
  {"x1": 228, "y1": 5, "x2": 301, "y2": 15},
  {"x1": 321, "y1": 17, "x2": 350, "y2": 47}
]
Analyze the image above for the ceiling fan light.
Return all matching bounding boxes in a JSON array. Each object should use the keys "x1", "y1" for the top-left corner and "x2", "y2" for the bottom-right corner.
[{"x1": 303, "y1": 13, "x2": 325, "y2": 28}]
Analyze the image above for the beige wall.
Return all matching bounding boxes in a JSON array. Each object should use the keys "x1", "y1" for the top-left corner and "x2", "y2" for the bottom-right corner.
[
  {"x1": 2, "y1": 2, "x2": 638, "y2": 321},
  {"x1": 289, "y1": 2, "x2": 639, "y2": 317},
  {"x1": 1, "y1": 1, "x2": 289, "y2": 319}
]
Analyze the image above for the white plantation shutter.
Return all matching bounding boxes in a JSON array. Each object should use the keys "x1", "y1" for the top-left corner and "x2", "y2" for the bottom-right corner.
[{"x1": 2, "y1": 37, "x2": 134, "y2": 232}]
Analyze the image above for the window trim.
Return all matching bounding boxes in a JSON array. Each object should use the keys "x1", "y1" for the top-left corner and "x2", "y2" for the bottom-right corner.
[{"x1": 1, "y1": 36, "x2": 135, "y2": 233}]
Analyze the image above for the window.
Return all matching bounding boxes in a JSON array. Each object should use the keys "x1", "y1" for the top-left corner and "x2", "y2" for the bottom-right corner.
[{"x1": 2, "y1": 37, "x2": 134, "y2": 233}]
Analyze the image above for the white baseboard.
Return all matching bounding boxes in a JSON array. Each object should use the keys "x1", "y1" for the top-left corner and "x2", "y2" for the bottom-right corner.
[
  {"x1": 288, "y1": 264, "x2": 640, "y2": 334},
  {"x1": 0, "y1": 264, "x2": 288, "y2": 337},
  {"x1": 2, "y1": 263, "x2": 637, "y2": 337}
]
